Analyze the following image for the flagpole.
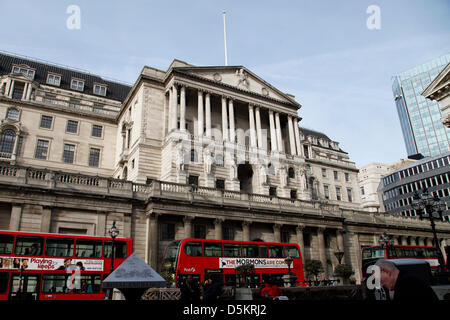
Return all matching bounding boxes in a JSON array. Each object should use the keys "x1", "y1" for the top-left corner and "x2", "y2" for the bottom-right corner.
[{"x1": 223, "y1": 11, "x2": 228, "y2": 66}]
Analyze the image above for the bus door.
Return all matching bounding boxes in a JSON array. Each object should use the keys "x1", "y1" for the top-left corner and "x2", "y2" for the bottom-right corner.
[{"x1": 9, "y1": 273, "x2": 40, "y2": 300}]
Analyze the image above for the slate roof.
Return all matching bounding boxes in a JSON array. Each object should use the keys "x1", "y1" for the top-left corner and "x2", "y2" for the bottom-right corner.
[
  {"x1": 0, "y1": 52, "x2": 132, "y2": 102},
  {"x1": 102, "y1": 253, "x2": 166, "y2": 289}
]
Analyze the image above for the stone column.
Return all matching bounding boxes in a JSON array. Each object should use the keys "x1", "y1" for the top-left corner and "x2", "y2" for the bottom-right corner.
[
  {"x1": 171, "y1": 85, "x2": 178, "y2": 131},
  {"x1": 273, "y1": 224, "x2": 281, "y2": 243},
  {"x1": 214, "y1": 218, "x2": 224, "y2": 240},
  {"x1": 96, "y1": 211, "x2": 107, "y2": 236},
  {"x1": 222, "y1": 96, "x2": 228, "y2": 142},
  {"x1": 9, "y1": 204, "x2": 23, "y2": 231},
  {"x1": 228, "y1": 99, "x2": 235, "y2": 143},
  {"x1": 275, "y1": 112, "x2": 283, "y2": 152},
  {"x1": 255, "y1": 106, "x2": 263, "y2": 149},
  {"x1": 184, "y1": 216, "x2": 193, "y2": 239},
  {"x1": 180, "y1": 86, "x2": 186, "y2": 131},
  {"x1": 269, "y1": 110, "x2": 278, "y2": 152},
  {"x1": 248, "y1": 105, "x2": 257, "y2": 148},
  {"x1": 336, "y1": 228, "x2": 346, "y2": 264},
  {"x1": 242, "y1": 221, "x2": 251, "y2": 241},
  {"x1": 317, "y1": 227, "x2": 328, "y2": 278},
  {"x1": 418, "y1": 237, "x2": 425, "y2": 246},
  {"x1": 123, "y1": 213, "x2": 132, "y2": 238},
  {"x1": 168, "y1": 89, "x2": 173, "y2": 132},
  {"x1": 40, "y1": 206, "x2": 52, "y2": 233},
  {"x1": 26, "y1": 82, "x2": 33, "y2": 100},
  {"x1": 197, "y1": 90, "x2": 204, "y2": 137},
  {"x1": 288, "y1": 115, "x2": 296, "y2": 156},
  {"x1": 146, "y1": 213, "x2": 159, "y2": 269},
  {"x1": 294, "y1": 118, "x2": 301, "y2": 156},
  {"x1": 296, "y1": 224, "x2": 305, "y2": 260},
  {"x1": 205, "y1": 92, "x2": 211, "y2": 138}
]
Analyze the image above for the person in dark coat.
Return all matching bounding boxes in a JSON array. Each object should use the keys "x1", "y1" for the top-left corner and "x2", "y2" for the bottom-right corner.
[
  {"x1": 180, "y1": 275, "x2": 201, "y2": 301},
  {"x1": 375, "y1": 259, "x2": 438, "y2": 301},
  {"x1": 201, "y1": 278, "x2": 223, "y2": 301}
]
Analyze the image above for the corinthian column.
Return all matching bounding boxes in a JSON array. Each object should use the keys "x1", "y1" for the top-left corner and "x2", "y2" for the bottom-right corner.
[
  {"x1": 294, "y1": 118, "x2": 301, "y2": 156},
  {"x1": 269, "y1": 110, "x2": 278, "y2": 152},
  {"x1": 248, "y1": 104, "x2": 257, "y2": 148},
  {"x1": 180, "y1": 86, "x2": 186, "y2": 131},
  {"x1": 255, "y1": 106, "x2": 263, "y2": 149},
  {"x1": 205, "y1": 92, "x2": 211, "y2": 138},
  {"x1": 228, "y1": 99, "x2": 235, "y2": 143},
  {"x1": 222, "y1": 96, "x2": 228, "y2": 142},
  {"x1": 275, "y1": 112, "x2": 283, "y2": 152},
  {"x1": 197, "y1": 90, "x2": 204, "y2": 136},
  {"x1": 288, "y1": 115, "x2": 296, "y2": 155},
  {"x1": 171, "y1": 85, "x2": 178, "y2": 131}
]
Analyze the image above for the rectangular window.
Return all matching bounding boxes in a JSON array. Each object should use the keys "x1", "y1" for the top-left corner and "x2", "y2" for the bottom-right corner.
[
  {"x1": 188, "y1": 175, "x2": 199, "y2": 187},
  {"x1": 284, "y1": 245, "x2": 300, "y2": 258},
  {"x1": 40, "y1": 115, "x2": 53, "y2": 129},
  {"x1": 336, "y1": 187, "x2": 341, "y2": 201},
  {"x1": 242, "y1": 244, "x2": 259, "y2": 257},
  {"x1": 269, "y1": 186, "x2": 277, "y2": 197},
  {"x1": 93, "y1": 84, "x2": 107, "y2": 96},
  {"x1": 0, "y1": 234, "x2": 14, "y2": 254},
  {"x1": 160, "y1": 223, "x2": 175, "y2": 241},
  {"x1": 184, "y1": 242, "x2": 202, "y2": 257},
  {"x1": 104, "y1": 240, "x2": 127, "y2": 259},
  {"x1": 91, "y1": 125, "x2": 103, "y2": 138},
  {"x1": 322, "y1": 168, "x2": 327, "y2": 177},
  {"x1": 66, "y1": 120, "x2": 79, "y2": 133},
  {"x1": 223, "y1": 227, "x2": 234, "y2": 241},
  {"x1": 334, "y1": 171, "x2": 339, "y2": 180},
  {"x1": 204, "y1": 243, "x2": 222, "y2": 257},
  {"x1": 89, "y1": 148, "x2": 100, "y2": 167},
  {"x1": 223, "y1": 243, "x2": 241, "y2": 257},
  {"x1": 194, "y1": 225, "x2": 206, "y2": 239},
  {"x1": 12, "y1": 81, "x2": 25, "y2": 100},
  {"x1": 215, "y1": 179, "x2": 225, "y2": 190},
  {"x1": 71, "y1": 79, "x2": 84, "y2": 91},
  {"x1": 269, "y1": 245, "x2": 284, "y2": 258},
  {"x1": 324, "y1": 185, "x2": 329, "y2": 199},
  {"x1": 46, "y1": 74, "x2": 61, "y2": 86},
  {"x1": 75, "y1": 239, "x2": 102, "y2": 258},
  {"x1": 290, "y1": 189, "x2": 297, "y2": 200},
  {"x1": 347, "y1": 188, "x2": 353, "y2": 202},
  {"x1": 45, "y1": 238, "x2": 74, "y2": 257},
  {"x1": 345, "y1": 173, "x2": 350, "y2": 182},
  {"x1": 360, "y1": 186, "x2": 365, "y2": 196},
  {"x1": 35, "y1": 139, "x2": 49, "y2": 160},
  {"x1": 14, "y1": 236, "x2": 43, "y2": 256},
  {"x1": 63, "y1": 144, "x2": 75, "y2": 163}
]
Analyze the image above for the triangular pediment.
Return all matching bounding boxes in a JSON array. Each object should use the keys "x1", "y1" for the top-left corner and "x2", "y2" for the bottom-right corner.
[
  {"x1": 173, "y1": 65, "x2": 300, "y2": 107},
  {"x1": 422, "y1": 62, "x2": 450, "y2": 99}
]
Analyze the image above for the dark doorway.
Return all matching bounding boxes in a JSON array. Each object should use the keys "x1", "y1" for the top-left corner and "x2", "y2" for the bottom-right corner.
[{"x1": 238, "y1": 163, "x2": 253, "y2": 194}]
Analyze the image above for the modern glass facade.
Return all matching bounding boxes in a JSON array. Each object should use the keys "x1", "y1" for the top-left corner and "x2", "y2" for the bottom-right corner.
[{"x1": 392, "y1": 53, "x2": 450, "y2": 158}]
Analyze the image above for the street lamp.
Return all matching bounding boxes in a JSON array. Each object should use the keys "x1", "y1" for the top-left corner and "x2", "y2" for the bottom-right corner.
[
  {"x1": 411, "y1": 188, "x2": 447, "y2": 272},
  {"x1": 107, "y1": 221, "x2": 119, "y2": 299}
]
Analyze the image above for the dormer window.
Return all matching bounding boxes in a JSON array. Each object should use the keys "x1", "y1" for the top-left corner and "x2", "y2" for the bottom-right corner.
[
  {"x1": 12, "y1": 65, "x2": 35, "y2": 79},
  {"x1": 93, "y1": 84, "x2": 107, "y2": 96},
  {"x1": 47, "y1": 73, "x2": 61, "y2": 86},
  {"x1": 71, "y1": 79, "x2": 84, "y2": 91}
]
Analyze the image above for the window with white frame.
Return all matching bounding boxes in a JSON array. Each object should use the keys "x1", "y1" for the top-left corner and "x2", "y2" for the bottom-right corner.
[
  {"x1": 40, "y1": 115, "x2": 53, "y2": 129},
  {"x1": 35, "y1": 139, "x2": 49, "y2": 160},
  {"x1": 66, "y1": 120, "x2": 79, "y2": 134},
  {"x1": 89, "y1": 148, "x2": 100, "y2": 167},
  {"x1": 91, "y1": 125, "x2": 103, "y2": 138},
  {"x1": 46, "y1": 74, "x2": 61, "y2": 86},
  {"x1": 71, "y1": 79, "x2": 84, "y2": 91},
  {"x1": 62, "y1": 144, "x2": 76, "y2": 163},
  {"x1": 93, "y1": 84, "x2": 107, "y2": 96},
  {"x1": 12, "y1": 65, "x2": 35, "y2": 79}
]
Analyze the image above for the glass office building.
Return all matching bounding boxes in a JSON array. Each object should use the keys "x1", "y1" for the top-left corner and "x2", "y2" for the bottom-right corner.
[{"x1": 392, "y1": 53, "x2": 450, "y2": 158}]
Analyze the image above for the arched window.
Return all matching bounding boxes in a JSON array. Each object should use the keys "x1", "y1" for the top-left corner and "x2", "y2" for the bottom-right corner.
[
  {"x1": 0, "y1": 129, "x2": 16, "y2": 155},
  {"x1": 6, "y1": 108, "x2": 19, "y2": 121},
  {"x1": 288, "y1": 167, "x2": 295, "y2": 178}
]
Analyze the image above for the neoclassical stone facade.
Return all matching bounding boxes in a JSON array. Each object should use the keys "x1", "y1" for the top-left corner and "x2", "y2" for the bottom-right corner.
[{"x1": 1, "y1": 52, "x2": 449, "y2": 284}]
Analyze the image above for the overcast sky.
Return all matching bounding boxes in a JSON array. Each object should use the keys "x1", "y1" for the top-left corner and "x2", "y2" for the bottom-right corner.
[{"x1": 1, "y1": 0, "x2": 449, "y2": 168}]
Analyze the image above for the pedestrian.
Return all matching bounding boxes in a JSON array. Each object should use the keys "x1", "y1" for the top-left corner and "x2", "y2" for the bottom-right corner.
[
  {"x1": 375, "y1": 259, "x2": 438, "y2": 301},
  {"x1": 180, "y1": 275, "x2": 201, "y2": 301},
  {"x1": 201, "y1": 277, "x2": 223, "y2": 301}
]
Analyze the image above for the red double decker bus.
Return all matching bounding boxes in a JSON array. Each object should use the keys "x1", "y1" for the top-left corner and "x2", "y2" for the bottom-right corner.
[
  {"x1": 0, "y1": 230, "x2": 132, "y2": 300},
  {"x1": 361, "y1": 244, "x2": 444, "y2": 275},
  {"x1": 161, "y1": 238, "x2": 304, "y2": 288}
]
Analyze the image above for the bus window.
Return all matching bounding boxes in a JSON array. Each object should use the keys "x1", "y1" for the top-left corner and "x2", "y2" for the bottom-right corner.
[
  {"x1": 269, "y1": 245, "x2": 283, "y2": 258},
  {"x1": 204, "y1": 243, "x2": 222, "y2": 257},
  {"x1": 176, "y1": 274, "x2": 201, "y2": 288},
  {"x1": 45, "y1": 238, "x2": 74, "y2": 257},
  {"x1": 42, "y1": 274, "x2": 69, "y2": 294},
  {"x1": 284, "y1": 245, "x2": 300, "y2": 258},
  {"x1": 105, "y1": 241, "x2": 128, "y2": 259},
  {"x1": 0, "y1": 273, "x2": 8, "y2": 294},
  {"x1": 75, "y1": 239, "x2": 102, "y2": 258},
  {"x1": 0, "y1": 234, "x2": 14, "y2": 254},
  {"x1": 184, "y1": 242, "x2": 202, "y2": 257},
  {"x1": 262, "y1": 273, "x2": 284, "y2": 286},
  {"x1": 242, "y1": 244, "x2": 259, "y2": 257},
  {"x1": 79, "y1": 274, "x2": 101, "y2": 293},
  {"x1": 260, "y1": 246, "x2": 268, "y2": 258},
  {"x1": 14, "y1": 236, "x2": 43, "y2": 256},
  {"x1": 223, "y1": 243, "x2": 241, "y2": 257}
]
